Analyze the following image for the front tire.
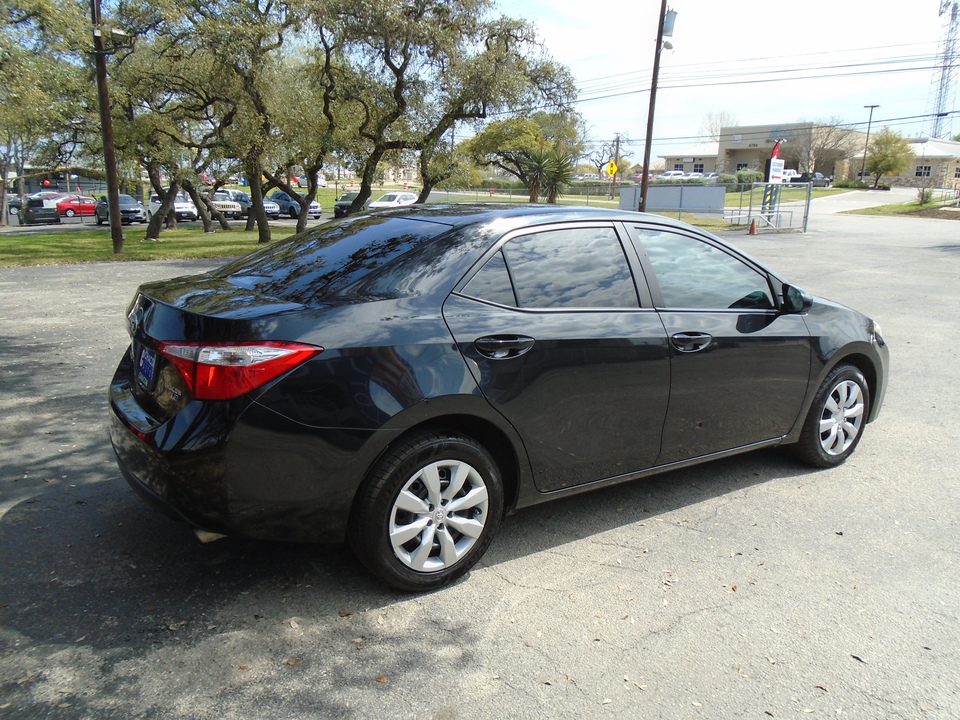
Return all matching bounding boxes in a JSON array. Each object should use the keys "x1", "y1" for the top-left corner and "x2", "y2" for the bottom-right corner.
[
  {"x1": 65, "y1": 209, "x2": 76, "y2": 217},
  {"x1": 793, "y1": 364, "x2": 870, "y2": 467},
  {"x1": 349, "y1": 431, "x2": 503, "y2": 592}
]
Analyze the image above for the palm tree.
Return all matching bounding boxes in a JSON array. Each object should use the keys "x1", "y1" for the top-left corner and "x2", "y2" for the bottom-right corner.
[{"x1": 521, "y1": 147, "x2": 576, "y2": 203}]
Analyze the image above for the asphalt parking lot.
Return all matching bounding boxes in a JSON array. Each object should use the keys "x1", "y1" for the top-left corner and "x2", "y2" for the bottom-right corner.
[{"x1": 1, "y1": 196, "x2": 958, "y2": 719}]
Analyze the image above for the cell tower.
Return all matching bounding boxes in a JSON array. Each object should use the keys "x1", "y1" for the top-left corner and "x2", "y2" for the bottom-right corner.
[{"x1": 928, "y1": 0, "x2": 959, "y2": 138}]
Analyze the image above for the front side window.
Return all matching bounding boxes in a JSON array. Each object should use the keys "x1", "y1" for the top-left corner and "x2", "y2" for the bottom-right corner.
[
  {"x1": 463, "y1": 226, "x2": 639, "y2": 310},
  {"x1": 634, "y1": 229, "x2": 774, "y2": 310}
]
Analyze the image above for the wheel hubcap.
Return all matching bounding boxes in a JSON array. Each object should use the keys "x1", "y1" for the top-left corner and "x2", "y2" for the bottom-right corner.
[
  {"x1": 389, "y1": 459, "x2": 489, "y2": 573},
  {"x1": 819, "y1": 379, "x2": 865, "y2": 455}
]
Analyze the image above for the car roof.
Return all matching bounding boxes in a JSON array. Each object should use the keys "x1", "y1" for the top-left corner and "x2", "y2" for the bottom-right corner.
[{"x1": 357, "y1": 202, "x2": 697, "y2": 234}]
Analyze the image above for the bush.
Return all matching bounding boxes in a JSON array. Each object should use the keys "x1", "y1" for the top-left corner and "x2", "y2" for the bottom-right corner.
[
  {"x1": 833, "y1": 179, "x2": 870, "y2": 189},
  {"x1": 483, "y1": 178, "x2": 525, "y2": 190},
  {"x1": 735, "y1": 170, "x2": 764, "y2": 184}
]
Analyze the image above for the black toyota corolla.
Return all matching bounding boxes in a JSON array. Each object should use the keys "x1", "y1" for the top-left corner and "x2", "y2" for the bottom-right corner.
[{"x1": 110, "y1": 204, "x2": 888, "y2": 591}]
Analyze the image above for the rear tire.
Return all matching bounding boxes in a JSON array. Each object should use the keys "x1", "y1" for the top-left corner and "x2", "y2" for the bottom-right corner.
[
  {"x1": 349, "y1": 431, "x2": 503, "y2": 592},
  {"x1": 793, "y1": 364, "x2": 869, "y2": 467}
]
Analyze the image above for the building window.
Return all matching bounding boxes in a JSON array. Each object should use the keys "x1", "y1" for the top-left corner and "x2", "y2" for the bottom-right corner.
[
  {"x1": 955, "y1": 167, "x2": 960, "y2": 179},
  {"x1": 673, "y1": 163, "x2": 684, "y2": 171},
  {"x1": 736, "y1": 163, "x2": 749, "y2": 171},
  {"x1": 916, "y1": 165, "x2": 931, "y2": 177},
  {"x1": 693, "y1": 163, "x2": 704, "y2": 173},
  {"x1": 732, "y1": 134, "x2": 742, "y2": 143}
]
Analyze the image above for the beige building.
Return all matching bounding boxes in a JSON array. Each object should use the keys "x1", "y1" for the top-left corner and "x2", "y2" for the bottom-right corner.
[
  {"x1": 661, "y1": 122, "x2": 869, "y2": 177},
  {"x1": 887, "y1": 138, "x2": 960, "y2": 189},
  {"x1": 659, "y1": 143, "x2": 718, "y2": 175}
]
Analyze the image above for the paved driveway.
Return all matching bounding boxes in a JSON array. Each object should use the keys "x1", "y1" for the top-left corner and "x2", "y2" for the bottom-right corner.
[{"x1": 0, "y1": 208, "x2": 958, "y2": 719}]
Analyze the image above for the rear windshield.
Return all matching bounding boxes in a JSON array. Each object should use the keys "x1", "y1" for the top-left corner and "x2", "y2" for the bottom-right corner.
[{"x1": 212, "y1": 214, "x2": 451, "y2": 304}]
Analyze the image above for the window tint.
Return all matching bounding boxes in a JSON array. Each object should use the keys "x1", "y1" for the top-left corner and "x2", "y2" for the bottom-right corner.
[
  {"x1": 635, "y1": 229, "x2": 774, "y2": 310},
  {"x1": 494, "y1": 227, "x2": 638, "y2": 309},
  {"x1": 462, "y1": 250, "x2": 517, "y2": 306},
  {"x1": 213, "y1": 215, "x2": 449, "y2": 304}
]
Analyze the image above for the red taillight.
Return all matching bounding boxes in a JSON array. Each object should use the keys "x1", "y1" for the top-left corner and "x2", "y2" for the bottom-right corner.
[{"x1": 157, "y1": 341, "x2": 322, "y2": 401}]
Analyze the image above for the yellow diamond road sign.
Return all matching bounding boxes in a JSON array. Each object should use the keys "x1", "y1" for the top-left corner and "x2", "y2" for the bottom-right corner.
[{"x1": 605, "y1": 161, "x2": 618, "y2": 178}]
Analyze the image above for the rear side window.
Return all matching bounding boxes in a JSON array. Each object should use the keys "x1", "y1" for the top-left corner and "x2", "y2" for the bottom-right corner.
[
  {"x1": 463, "y1": 226, "x2": 639, "y2": 309},
  {"x1": 214, "y1": 215, "x2": 450, "y2": 303}
]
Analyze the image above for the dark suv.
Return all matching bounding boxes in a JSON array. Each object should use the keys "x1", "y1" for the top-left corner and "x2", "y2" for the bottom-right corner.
[
  {"x1": 22, "y1": 198, "x2": 61, "y2": 225},
  {"x1": 333, "y1": 191, "x2": 367, "y2": 218}
]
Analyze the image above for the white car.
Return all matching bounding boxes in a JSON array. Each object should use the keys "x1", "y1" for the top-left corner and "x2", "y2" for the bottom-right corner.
[
  {"x1": 296, "y1": 173, "x2": 328, "y2": 189},
  {"x1": 657, "y1": 170, "x2": 685, "y2": 179},
  {"x1": 147, "y1": 191, "x2": 198, "y2": 221},
  {"x1": 368, "y1": 192, "x2": 418, "y2": 209}
]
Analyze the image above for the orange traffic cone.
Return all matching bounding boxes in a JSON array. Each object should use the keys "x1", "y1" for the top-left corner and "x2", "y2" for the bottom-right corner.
[{"x1": 748, "y1": 218, "x2": 758, "y2": 235}]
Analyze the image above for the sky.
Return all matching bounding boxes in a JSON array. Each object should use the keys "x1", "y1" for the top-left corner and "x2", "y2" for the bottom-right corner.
[{"x1": 495, "y1": 0, "x2": 954, "y2": 166}]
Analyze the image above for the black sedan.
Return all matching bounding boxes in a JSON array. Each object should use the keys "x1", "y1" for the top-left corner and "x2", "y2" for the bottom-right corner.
[{"x1": 109, "y1": 204, "x2": 888, "y2": 591}]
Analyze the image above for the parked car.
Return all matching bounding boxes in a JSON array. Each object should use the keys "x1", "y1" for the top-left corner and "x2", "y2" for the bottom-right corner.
[
  {"x1": 22, "y1": 197, "x2": 61, "y2": 225},
  {"x1": 6, "y1": 195, "x2": 22, "y2": 215},
  {"x1": 297, "y1": 173, "x2": 328, "y2": 189},
  {"x1": 657, "y1": 170, "x2": 685, "y2": 179},
  {"x1": 333, "y1": 191, "x2": 366, "y2": 218},
  {"x1": 222, "y1": 189, "x2": 281, "y2": 219},
  {"x1": 147, "y1": 192, "x2": 198, "y2": 222},
  {"x1": 791, "y1": 172, "x2": 831, "y2": 187},
  {"x1": 208, "y1": 192, "x2": 243, "y2": 219},
  {"x1": 95, "y1": 194, "x2": 147, "y2": 225},
  {"x1": 368, "y1": 191, "x2": 418, "y2": 209},
  {"x1": 56, "y1": 195, "x2": 98, "y2": 217},
  {"x1": 109, "y1": 203, "x2": 889, "y2": 592},
  {"x1": 269, "y1": 190, "x2": 321, "y2": 219}
]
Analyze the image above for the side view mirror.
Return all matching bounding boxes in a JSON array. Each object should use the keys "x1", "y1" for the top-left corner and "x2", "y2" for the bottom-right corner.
[{"x1": 782, "y1": 283, "x2": 813, "y2": 314}]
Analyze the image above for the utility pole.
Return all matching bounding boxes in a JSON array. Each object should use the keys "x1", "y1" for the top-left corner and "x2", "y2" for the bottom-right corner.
[
  {"x1": 639, "y1": 0, "x2": 677, "y2": 212},
  {"x1": 609, "y1": 133, "x2": 621, "y2": 198},
  {"x1": 859, "y1": 105, "x2": 879, "y2": 181}
]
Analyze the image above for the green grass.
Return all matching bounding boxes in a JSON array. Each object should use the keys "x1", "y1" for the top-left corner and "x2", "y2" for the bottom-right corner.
[
  {"x1": 0, "y1": 225, "x2": 295, "y2": 267},
  {"x1": 841, "y1": 200, "x2": 952, "y2": 216}
]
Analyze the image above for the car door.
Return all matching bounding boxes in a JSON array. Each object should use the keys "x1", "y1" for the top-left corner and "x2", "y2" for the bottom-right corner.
[
  {"x1": 627, "y1": 224, "x2": 812, "y2": 464},
  {"x1": 443, "y1": 222, "x2": 671, "y2": 493}
]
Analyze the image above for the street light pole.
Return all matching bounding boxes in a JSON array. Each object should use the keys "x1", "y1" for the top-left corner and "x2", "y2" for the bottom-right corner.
[
  {"x1": 639, "y1": 0, "x2": 676, "y2": 213},
  {"x1": 90, "y1": 0, "x2": 125, "y2": 253},
  {"x1": 859, "y1": 104, "x2": 879, "y2": 183}
]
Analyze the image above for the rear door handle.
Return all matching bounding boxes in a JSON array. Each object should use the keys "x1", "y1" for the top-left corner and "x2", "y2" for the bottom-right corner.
[
  {"x1": 474, "y1": 335, "x2": 535, "y2": 359},
  {"x1": 671, "y1": 331, "x2": 713, "y2": 353}
]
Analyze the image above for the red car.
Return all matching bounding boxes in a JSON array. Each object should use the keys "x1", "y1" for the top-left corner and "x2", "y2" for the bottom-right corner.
[{"x1": 56, "y1": 195, "x2": 98, "y2": 217}]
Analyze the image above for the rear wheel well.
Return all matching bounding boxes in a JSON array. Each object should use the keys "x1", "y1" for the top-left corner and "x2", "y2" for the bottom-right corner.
[{"x1": 356, "y1": 414, "x2": 522, "y2": 522}]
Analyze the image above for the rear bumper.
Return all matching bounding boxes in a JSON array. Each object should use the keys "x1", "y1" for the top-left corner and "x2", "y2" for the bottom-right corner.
[{"x1": 109, "y1": 357, "x2": 390, "y2": 543}]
